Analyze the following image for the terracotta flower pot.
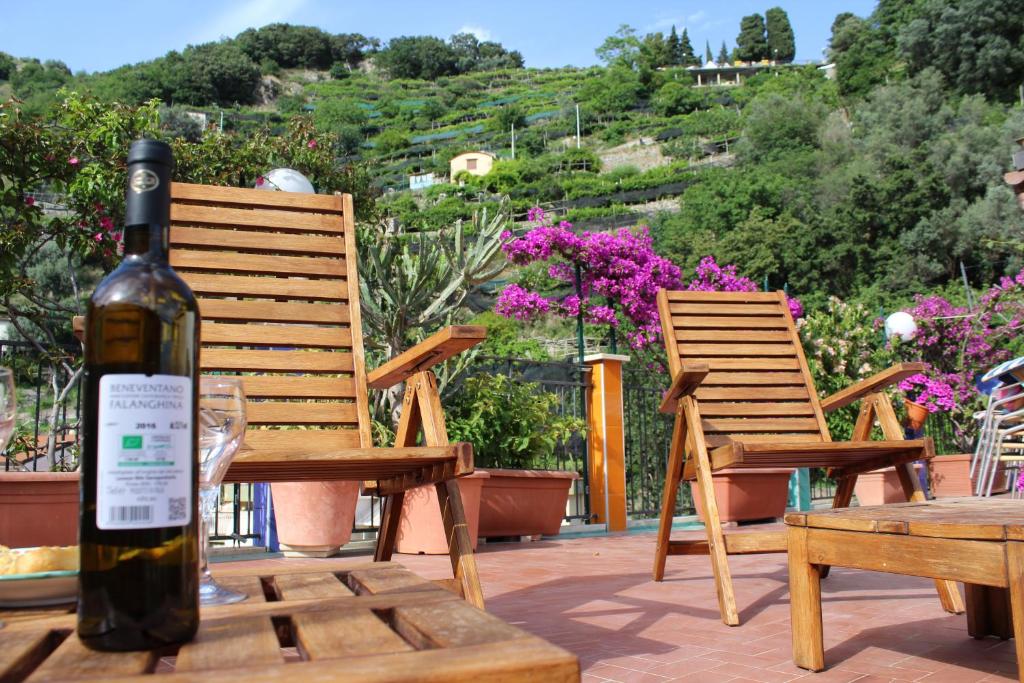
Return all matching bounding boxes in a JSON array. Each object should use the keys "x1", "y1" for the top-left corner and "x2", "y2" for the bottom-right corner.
[
  {"x1": 0, "y1": 471, "x2": 80, "y2": 548},
  {"x1": 395, "y1": 471, "x2": 488, "y2": 555},
  {"x1": 271, "y1": 481, "x2": 359, "y2": 557},
  {"x1": 928, "y1": 454, "x2": 974, "y2": 498},
  {"x1": 904, "y1": 399, "x2": 930, "y2": 431},
  {"x1": 690, "y1": 468, "x2": 793, "y2": 523},
  {"x1": 477, "y1": 468, "x2": 579, "y2": 538},
  {"x1": 854, "y1": 464, "x2": 924, "y2": 506}
]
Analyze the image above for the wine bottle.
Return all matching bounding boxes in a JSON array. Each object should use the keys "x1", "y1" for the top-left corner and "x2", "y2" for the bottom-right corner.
[{"x1": 78, "y1": 140, "x2": 200, "y2": 651}]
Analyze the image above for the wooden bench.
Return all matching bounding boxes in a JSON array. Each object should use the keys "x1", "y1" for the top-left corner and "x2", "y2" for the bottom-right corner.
[
  {"x1": 786, "y1": 499, "x2": 1024, "y2": 680},
  {"x1": 0, "y1": 562, "x2": 579, "y2": 681}
]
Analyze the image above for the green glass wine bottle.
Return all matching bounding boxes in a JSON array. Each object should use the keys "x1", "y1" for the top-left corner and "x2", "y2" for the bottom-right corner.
[{"x1": 78, "y1": 139, "x2": 200, "y2": 651}]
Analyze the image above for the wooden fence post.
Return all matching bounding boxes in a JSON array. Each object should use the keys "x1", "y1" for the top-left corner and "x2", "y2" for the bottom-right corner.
[{"x1": 585, "y1": 354, "x2": 630, "y2": 532}]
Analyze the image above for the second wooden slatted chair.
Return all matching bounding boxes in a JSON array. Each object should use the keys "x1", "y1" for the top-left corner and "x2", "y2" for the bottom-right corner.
[{"x1": 652, "y1": 289, "x2": 964, "y2": 626}]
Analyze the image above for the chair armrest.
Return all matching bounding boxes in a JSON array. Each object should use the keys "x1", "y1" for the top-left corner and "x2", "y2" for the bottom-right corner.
[
  {"x1": 72, "y1": 316, "x2": 85, "y2": 342},
  {"x1": 367, "y1": 326, "x2": 486, "y2": 389},
  {"x1": 820, "y1": 362, "x2": 925, "y2": 413},
  {"x1": 659, "y1": 362, "x2": 709, "y2": 414}
]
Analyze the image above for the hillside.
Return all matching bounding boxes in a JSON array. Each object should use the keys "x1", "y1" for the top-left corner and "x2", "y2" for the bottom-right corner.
[{"x1": 2, "y1": 0, "x2": 1023, "y2": 311}]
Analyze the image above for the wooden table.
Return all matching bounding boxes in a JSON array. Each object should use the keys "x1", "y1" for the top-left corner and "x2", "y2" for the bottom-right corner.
[
  {"x1": 786, "y1": 498, "x2": 1024, "y2": 680},
  {"x1": 0, "y1": 562, "x2": 579, "y2": 682}
]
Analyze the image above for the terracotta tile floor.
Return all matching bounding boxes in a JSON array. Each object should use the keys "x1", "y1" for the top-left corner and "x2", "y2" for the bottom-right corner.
[{"x1": 219, "y1": 526, "x2": 1019, "y2": 683}]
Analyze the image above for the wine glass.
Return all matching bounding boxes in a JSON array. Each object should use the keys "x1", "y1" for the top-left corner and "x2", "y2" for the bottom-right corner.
[
  {"x1": 0, "y1": 368, "x2": 14, "y2": 455},
  {"x1": 198, "y1": 377, "x2": 247, "y2": 605}
]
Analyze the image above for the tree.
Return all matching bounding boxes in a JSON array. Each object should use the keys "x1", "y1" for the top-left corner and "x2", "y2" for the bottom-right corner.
[
  {"x1": 0, "y1": 52, "x2": 14, "y2": 81},
  {"x1": 639, "y1": 32, "x2": 670, "y2": 70},
  {"x1": 705, "y1": 40, "x2": 714, "y2": 64},
  {"x1": 766, "y1": 7, "x2": 796, "y2": 62},
  {"x1": 717, "y1": 42, "x2": 730, "y2": 65},
  {"x1": 667, "y1": 26, "x2": 684, "y2": 66},
  {"x1": 653, "y1": 81, "x2": 705, "y2": 116},
  {"x1": 736, "y1": 13, "x2": 769, "y2": 62},
  {"x1": 576, "y1": 66, "x2": 643, "y2": 118},
  {"x1": 595, "y1": 25, "x2": 641, "y2": 69},
  {"x1": 679, "y1": 28, "x2": 697, "y2": 65},
  {"x1": 330, "y1": 33, "x2": 379, "y2": 69},
  {"x1": 898, "y1": 0, "x2": 1024, "y2": 101},
  {"x1": 374, "y1": 36, "x2": 458, "y2": 80}
]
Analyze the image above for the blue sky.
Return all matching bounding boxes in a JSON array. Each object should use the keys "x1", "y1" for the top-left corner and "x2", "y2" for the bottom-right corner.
[{"x1": 1, "y1": 0, "x2": 877, "y2": 73}]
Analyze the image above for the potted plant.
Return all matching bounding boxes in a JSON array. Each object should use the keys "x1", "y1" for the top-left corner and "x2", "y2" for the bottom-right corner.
[
  {"x1": 444, "y1": 374, "x2": 584, "y2": 540},
  {"x1": 898, "y1": 373, "x2": 955, "y2": 431}
]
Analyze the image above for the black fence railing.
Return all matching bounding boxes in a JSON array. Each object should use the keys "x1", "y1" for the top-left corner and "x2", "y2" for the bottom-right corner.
[
  {"x1": 622, "y1": 370, "x2": 695, "y2": 519},
  {"x1": 1, "y1": 339, "x2": 82, "y2": 472}
]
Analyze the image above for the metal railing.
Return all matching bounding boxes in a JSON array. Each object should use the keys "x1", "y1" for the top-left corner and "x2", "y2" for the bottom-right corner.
[{"x1": 622, "y1": 369, "x2": 695, "y2": 518}]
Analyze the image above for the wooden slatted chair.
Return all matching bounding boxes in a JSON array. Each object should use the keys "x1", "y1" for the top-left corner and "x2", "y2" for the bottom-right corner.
[
  {"x1": 77, "y1": 182, "x2": 485, "y2": 608},
  {"x1": 652, "y1": 289, "x2": 964, "y2": 626}
]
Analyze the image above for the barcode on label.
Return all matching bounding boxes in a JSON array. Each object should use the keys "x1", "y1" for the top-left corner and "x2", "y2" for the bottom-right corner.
[{"x1": 108, "y1": 505, "x2": 152, "y2": 524}]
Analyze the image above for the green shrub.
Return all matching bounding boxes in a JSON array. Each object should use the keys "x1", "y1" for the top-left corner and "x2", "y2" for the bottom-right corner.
[{"x1": 445, "y1": 374, "x2": 585, "y2": 470}]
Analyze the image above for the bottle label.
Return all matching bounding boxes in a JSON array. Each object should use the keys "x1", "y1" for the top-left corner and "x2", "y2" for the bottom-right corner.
[{"x1": 97, "y1": 374, "x2": 192, "y2": 530}]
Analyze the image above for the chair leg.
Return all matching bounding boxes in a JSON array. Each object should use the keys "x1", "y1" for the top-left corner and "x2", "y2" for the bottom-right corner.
[
  {"x1": 1006, "y1": 542, "x2": 1024, "y2": 680},
  {"x1": 436, "y1": 478, "x2": 485, "y2": 609},
  {"x1": 893, "y1": 461, "x2": 965, "y2": 614},
  {"x1": 654, "y1": 411, "x2": 686, "y2": 581},
  {"x1": 818, "y1": 474, "x2": 857, "y2": 579},
  {"x1": 682, "y1": 397, "x2": 739, "y2": 626},
  {"x1": 374, "y1": 491, "x2": 405, "y2": 562}
]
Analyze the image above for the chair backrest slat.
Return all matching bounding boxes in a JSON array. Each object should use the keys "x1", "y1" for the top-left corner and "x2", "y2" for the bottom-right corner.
[
  {"x1": 169, "y1": 182, "x2": 372, "y2": 451},
  {"x1": 658, "y1": 289, "x2": 830, "y2": 449}
]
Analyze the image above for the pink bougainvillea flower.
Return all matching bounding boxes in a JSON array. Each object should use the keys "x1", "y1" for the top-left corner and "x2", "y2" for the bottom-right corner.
[
  {"x1": 110, "y1": 231, "x2": 123, "y2": 243},
  {"x1": 25, "y1": 196, "x2": 35, "y2": 206},
  {"x1": 99, "y1": 216, "x2": 114, "y2": 230},
  {"x1": 93, "y1": 232, "x2": 103, "y2": 242},
  {"x1": 255, "y1": 175, "x2": 265, "y2": 186},
  {"x1": 307, "y1": 139, "x2": 317, "y2": 149},
  {"x1": 68, "y1": 156, "x2": 79, "y2": 165}
]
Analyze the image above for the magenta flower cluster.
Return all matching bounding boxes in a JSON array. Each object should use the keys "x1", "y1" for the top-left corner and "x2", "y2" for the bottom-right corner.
[
  {"x1": 686, "y1": 256, "x2": 804, "y2": 319},
  {"x1": 495, "y1": 209, "x2": 683, "y2": 349},
  {"x1": 897, "y1": 373, "x2": 956, "y2": 413}
]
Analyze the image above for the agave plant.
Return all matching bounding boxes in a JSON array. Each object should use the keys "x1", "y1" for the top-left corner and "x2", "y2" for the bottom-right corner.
[{"x1": 358, "y1": 200, "x2": 510, "y2": 425}]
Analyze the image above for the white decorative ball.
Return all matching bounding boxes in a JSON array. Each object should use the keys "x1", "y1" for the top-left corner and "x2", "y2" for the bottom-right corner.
[
  {"x1": 884, "y1": 311, "x2": 917, "y2": 341},
  {"x1": 255, "y1": 168, "x2": 315, "y2": 194}
]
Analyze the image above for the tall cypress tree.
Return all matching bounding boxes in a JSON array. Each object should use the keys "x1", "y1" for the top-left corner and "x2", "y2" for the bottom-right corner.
[
  {"x1": 666, "y1": 26, "x2": 683, "y2": 65},
  {"x1": 679, "y1": 28, "x2": 697, "y2": 65},
  {"x1": 705, "y1": 39, "x2": 714, "y2": 64},
  {"x1": 717, "y1": 41, "x2": 730, "y2": 65},
  {"x1": 766, "y1": 7, "x2": 796, "y2": 62},
  {"x1": 735, "y1": 13, "x2": 768, "y2": 62}
]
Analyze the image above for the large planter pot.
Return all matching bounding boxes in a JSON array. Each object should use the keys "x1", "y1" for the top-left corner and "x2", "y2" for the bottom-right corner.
[
  {"x1": 0, "y1": 471, "x2": 79, "y2": 548},
  {"x1": 271, "y1": 481, "x2": 359, "y2": 558},
  {"x1": 928, "y1": 454, "x2": 974, "y2": 498},
  {"x1": 854, "y1": 464, "x2": 924, "y2": 506},
  {"x1": 477, "y1": 469, "x2": 579, "y2": 538},
  {"x1": 690, "y1": 468, "x2": 793, "y2": 523},
  {"x1": 395, "y1": 471, "x2": 489, "y2": 555}
]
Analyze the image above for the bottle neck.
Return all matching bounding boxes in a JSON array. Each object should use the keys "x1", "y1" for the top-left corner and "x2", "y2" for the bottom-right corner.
[{"x1": 123, "y1": 223, "x2": 169, "y2": 262}]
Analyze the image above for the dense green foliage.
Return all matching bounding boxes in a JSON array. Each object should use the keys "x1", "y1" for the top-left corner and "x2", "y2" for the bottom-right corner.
[
  {"x1": 766, "y1": 7, "x2": 796, "y2": 62},
  {"x1": 444, "y1": 374, "x2": 585, "y2": 469},
  {"x1": 736, "y1": 14, "x2": 769, "y2": 62}
]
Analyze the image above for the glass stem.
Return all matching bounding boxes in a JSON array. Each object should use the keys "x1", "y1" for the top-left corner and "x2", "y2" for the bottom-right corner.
[{"x1": 199, "y1": 486, "x2": 218, "y2": 582}]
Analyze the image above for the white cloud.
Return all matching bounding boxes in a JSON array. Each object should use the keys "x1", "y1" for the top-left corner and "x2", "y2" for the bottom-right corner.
[
  {"x1": 191, "y1": 0, "x2": 307, "y2": 44},
  {"x1": 456, "y1": 25, "x2": 492, "y2": 41},
  {"x1": 687, "y1": 10, "x2": 707, "y2": 25},
  {"x1": 645, "y1": 16, "x2": 686, "y2": 32}
]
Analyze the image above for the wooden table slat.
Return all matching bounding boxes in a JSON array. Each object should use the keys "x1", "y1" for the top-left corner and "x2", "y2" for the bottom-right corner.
[
  {"x1": 274, "y1": 572, "x2": 355, "y2": 601},
  {"x1": 175, "y1": 616, "x2": 283, "y2": 672},
  {"x1": 393, "y1": 601, "x2": 528, "y2": 649},
  {"x1": 26, "y1": 633, "x2": 156, "y2": 682},
  {"x1": 293, "y1": 609, "x2": 413, "y2": 659}
]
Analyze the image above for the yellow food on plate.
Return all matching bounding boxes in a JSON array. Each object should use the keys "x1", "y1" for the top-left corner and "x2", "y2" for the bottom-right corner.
[{"x1": 0, "y1": 545, "x2": 79, "y2": 575}]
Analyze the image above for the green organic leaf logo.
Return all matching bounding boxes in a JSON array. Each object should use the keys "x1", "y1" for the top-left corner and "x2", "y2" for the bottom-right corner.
[{"x1": 122, "y1": 435, "x2": 143, "y2": 449}]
